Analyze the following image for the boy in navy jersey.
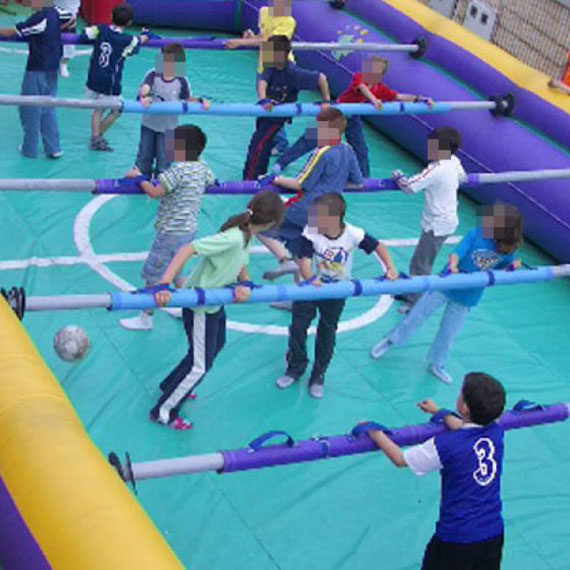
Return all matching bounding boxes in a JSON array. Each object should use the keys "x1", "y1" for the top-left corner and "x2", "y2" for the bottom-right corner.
[
  {"x1": 81, "y1": 3, "x2": 147, "y2": 151},
  {"x1": 0, "y1": 0, "x2": 74, "y2": 158},
  {"x1": 367, "y1": 372, "x2": 506, "y2": 570}
]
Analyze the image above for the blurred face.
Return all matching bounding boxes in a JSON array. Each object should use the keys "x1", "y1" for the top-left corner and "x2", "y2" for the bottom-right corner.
[
  {"x1": 316, "y1": 121, "x2": 342, "y2": 146},
  {"x1": 272, "y1": 0, "x2": 292, "y2": 16},
  {"x1": 158, "y1": 53, "x2": 186, "y2": 78},
  {"x1": 480, "y1": 205, "x2": 512, "y2": 240},
  {"x1": 308, "y1": 203, "x2": 342, "y2": 235},
  {"x1": 361, "y1": 59, "x2": 387, "y2": 84},
  {"x1": 427, "y1": 138, "x2": 451, "y2": 162},
  {"x1": 261, "y1": 43, "x2": 288, "y2": 69},
  {"x1": 165, "y1": 131, "x2": 194, "y2": 162},
  {"x1": 25, "y1": 0, "x2": 52, "y2": 9}
]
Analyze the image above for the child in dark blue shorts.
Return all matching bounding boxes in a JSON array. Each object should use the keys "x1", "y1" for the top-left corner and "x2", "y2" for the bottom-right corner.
[{"x1": 367, "y1": 372, "x2": 507, "y2": 570}]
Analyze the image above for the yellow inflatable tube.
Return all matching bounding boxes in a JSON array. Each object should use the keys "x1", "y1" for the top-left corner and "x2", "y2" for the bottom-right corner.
[{"x1": 0, "y1": 301, "x2": 184, "y2": 570}]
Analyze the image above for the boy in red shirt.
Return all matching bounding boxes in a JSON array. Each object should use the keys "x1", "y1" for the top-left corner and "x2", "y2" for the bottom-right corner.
[
  {"x1": 274, "y1": 56, "x2": 433, "y2": 177},
  {"x1": 548, "y1": 50, "x2": 570, "y2": 95}
]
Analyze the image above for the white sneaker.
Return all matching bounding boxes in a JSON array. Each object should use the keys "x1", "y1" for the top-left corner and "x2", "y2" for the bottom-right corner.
[
  {"x1": 397, "y1": 303, "x2": 412, "y2": 315},
  {"x1": 263, "y1": 260, "x2": 299, "y2": 281},
  {"x1": 269, "y1": 301, "x2": 293, "y2": 312},
  {"x1": 119, "y1": 312, "x2": 153, "y2": 331},
  {"x1": 165, "y1": 307, "x2": 183, "y2": 319},
  {"x1": 370, "y1": 339, "x2": 392, "y2": 360},
  {"x1": 428, "y1": 364, "x2": 453, "y2": 384},
  {"x1": 276, "y1": 375, "x2": 296, "y2": 389},
  {"x1": 59, "y1": 62, "x2": 70, "y2": 78},
  {"x1": 309, "y1": 383, "x2": 324, "y2": 399}
]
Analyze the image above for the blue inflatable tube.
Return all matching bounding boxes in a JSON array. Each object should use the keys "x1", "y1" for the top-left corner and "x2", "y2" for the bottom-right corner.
[{"x1": 130, "y1": 0, "x2": 570, "y2": 262}]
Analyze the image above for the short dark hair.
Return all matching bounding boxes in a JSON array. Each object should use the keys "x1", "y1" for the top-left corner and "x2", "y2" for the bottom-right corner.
[
  {"x1": 268, "y1": 34, "x2": 292, "y2": 54},
  {"x1": 462, "y1": 372, "x2": 506, "y2": 426},
  {"x1": 313, "y1": 192, "x2": 346, "y2": 222},
  {"x1": 162, "y1": 42, "x2": 186, "y2": 61},
  {"x1": 316, "y1": 107, "x2": 347, "y2": 133},
  {"x1": 174, "y1": 125, "x2": 207, "y2": 161},
  {"x1": 112, "y1": 3, "x2": 134, "y2": 26},
  {"x1": 429, "y1": 126, "x2": 462, "y2": 155}
]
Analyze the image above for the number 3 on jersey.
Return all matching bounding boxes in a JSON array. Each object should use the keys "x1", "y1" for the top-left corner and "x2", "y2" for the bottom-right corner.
[
  {"x1": 99, "y1": 42, "x2": 113, "y2": 68},
  {"x1": 473, "y1": 437, "x2": 497, "y2": 486}
]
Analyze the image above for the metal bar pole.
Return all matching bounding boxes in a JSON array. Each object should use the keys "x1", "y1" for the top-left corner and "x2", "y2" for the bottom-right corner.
[
  {"x1": 25, "y1": 295, "x2": 111, "y2": 312},
  {"x1": 2, "y1": 168, "x2": 570, "y2": 195},
  {"x1": 1, "y1": 35, "x2": 420, "y2": 53},
  {"x1": 0, "y1": 179, "x2": 97, "y2": 192},
  {"x1": 0, "y1": 95, "x2": 122, "y2": 111},
  {"x1": 0, "y1": 95, "x2": 497, "y2": 117},
  {"x1": 132, "y1": 454, "x2": 225, "y2": 481},
  {"x1": 119, "y1": 402, "x2": 570, "y2": 482},
  {"x1": 21, "y1": 266, "x2": 569, "y2": 313}
]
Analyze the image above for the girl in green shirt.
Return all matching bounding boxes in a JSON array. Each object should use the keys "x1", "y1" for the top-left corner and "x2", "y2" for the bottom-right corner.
[{"x1": 150, "y1": 191, "x2": 284, "y2": 430}]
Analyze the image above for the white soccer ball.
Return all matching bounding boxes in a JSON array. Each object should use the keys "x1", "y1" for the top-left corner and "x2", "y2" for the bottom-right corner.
[{"x1": 53, "y1": 325, "x2": 90, "y2": 362}]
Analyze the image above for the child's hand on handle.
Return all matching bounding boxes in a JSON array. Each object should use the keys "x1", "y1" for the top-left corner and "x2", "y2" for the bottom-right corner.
[
  {"x1": 372, "y1": 98, "x2": 383, "y2": 110},
  {"x1": 242, "y1": 29, "x2": 255, "y2": 39},
  {"x1": 233, "y1": 286, "x2": 252, "y2": 303},
  {"x1": 154, "y1": 286, "x2": 173, "y2": 307},
  {"x1": 418, "y1": 399, "x2": 439, "y2": 414},
  {"x1": 201, "y1": 98, "x2": 211, "y2": 111},
  {"x1": 140, "y1": 96, "x2": 152, "y2": 109},
  {"x1": 225, "y1": 39, "x2": 242, "y2": 49},
  {"x1": 257, "y1": 98, "x2": 275, "y2": 112},
  {"x1": 385, "y1": 267, "x2": 398, "y2": 281}
]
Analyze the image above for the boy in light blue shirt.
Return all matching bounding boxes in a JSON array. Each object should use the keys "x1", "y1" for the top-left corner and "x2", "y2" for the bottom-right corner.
[{"x1": 371, "y1": 203, "x2": 522, "y2": 384}]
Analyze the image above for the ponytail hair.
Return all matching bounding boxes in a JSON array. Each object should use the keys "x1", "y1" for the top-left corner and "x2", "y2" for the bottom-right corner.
[{"x1": 220, "y1": 191, "x2": 284, "y2": 246}]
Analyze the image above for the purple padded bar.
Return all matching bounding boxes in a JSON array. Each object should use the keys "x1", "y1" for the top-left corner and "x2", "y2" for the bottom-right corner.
[
  {"x1": 221, "y1": 404, "x2": 569, "y2": 474},
  {"x1": 0, "y1": 474, "x2": 51, "y2": 570},
  {"x1": 95, "y1": 177, "x2": 400, "y2": 195}
]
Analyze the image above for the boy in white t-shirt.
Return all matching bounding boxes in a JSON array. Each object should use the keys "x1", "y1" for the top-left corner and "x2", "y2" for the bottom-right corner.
[
  {"x1": 275, "y1": 193, "x2": 398, "y2": 398},
  {"x1": 393, "y1": 127, "x2": 466, "y2": 312}
]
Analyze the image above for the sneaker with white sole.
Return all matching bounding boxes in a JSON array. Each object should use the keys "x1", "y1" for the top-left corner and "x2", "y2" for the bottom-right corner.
[
  {"x1": 276, "y1": 374, "x2": 296, "y2": 389},
  {"x1": 370, "y1": 338, "x2": 392, "y2": 360},
  {"x1": 119, "y1": 312, "x2": 153, "y2": 331},
  {"x1": 47, "y1": 150, "x2": 64, "y2": 159},
  {"x1": 428, "y1": 364, "x2": 453, "y2": 384},
  {"x1": 270, "y1": 300, "x2": 293, "y2": 312},
  {"x1": 398, "y1": 303, "x2": 412, "y2": 315},
  {"x1": 59, "y1": 62, "x2": 70, "y2": 78},
  {"x1": 309, "y1": 383, "x2": 324, "y2": 399},
  {"x1": 263, "y1": 259, "x2": 299, "y2": 281},
  {"x1": 149, "y1": 413, "x2": 192, "y2": 431}
]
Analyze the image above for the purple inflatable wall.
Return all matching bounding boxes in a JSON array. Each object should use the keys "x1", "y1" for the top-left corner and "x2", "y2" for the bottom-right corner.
[
  {"x1": 132, "y1": 0, "x2": 570, "y2": 262},
  {"x1": 129, "y1": 0, "x2": 239, "y2": 33}
]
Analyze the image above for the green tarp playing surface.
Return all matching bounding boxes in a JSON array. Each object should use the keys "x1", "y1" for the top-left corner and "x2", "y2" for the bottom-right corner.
[{"x1": 0, "y1": 8, "x2": 569, "y2": 569}]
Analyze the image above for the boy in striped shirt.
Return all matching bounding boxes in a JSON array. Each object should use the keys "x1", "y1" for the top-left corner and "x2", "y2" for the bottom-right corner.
[{"x1": 120, "y1": 125, "x2": 215, "y2": 331}]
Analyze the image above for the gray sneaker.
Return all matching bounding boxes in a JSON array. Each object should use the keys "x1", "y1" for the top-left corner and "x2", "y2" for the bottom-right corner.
[
  {"x1": 263, "y1": 260, "x2": 299, "y2": 281},
  {"x1": 309, "y1": 383, "x2": 324, "y2": 399},
  {"x1": 370, "y1": 338, "x2": 392, "y2": 360},
  {"x1": 269, "y1": 300, "x2": 293, "y2": 312},
  {"x1": 276, "y1": 374, "x2": 296, "y2": 389}
]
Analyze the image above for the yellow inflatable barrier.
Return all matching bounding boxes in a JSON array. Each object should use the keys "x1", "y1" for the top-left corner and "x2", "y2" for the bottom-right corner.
[{"x1": 0, "y1": 300, "x2": 184, "y2": 570}]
